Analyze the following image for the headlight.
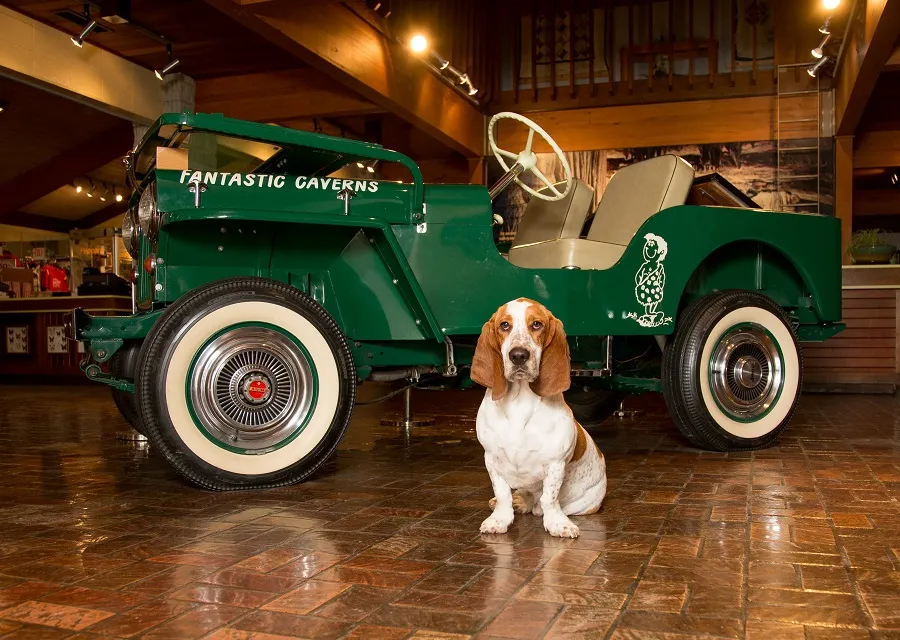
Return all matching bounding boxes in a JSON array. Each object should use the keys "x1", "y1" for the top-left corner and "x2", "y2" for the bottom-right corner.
[
  {"x1": 137, "y1": 184, "x2": 158, "y2": 240},
  {"x1": 121, "y1": 210, "x2": 138, "y2": 259}
]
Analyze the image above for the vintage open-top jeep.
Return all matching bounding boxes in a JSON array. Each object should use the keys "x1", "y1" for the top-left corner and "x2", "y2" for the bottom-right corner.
[{"x1": 71, "y1": 111, "x2": 843, "y2": 490}]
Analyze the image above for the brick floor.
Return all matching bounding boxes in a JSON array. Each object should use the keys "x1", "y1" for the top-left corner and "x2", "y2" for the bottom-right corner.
[{"x1": 0, "y1": 384, "x2": 899, "y2": 639}]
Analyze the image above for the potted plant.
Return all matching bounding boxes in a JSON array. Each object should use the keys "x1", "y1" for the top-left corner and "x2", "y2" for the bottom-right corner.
[{"x1": 849, "y1": 229, "x2": 897, "y2": 264}]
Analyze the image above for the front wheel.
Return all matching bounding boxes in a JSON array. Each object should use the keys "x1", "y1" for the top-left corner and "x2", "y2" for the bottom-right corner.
[
  {"x1": 109, "y1": 341, "x2": 147, "y2": 436},
  {"x1": 136, "y1": 278, "x2": 356, "y2": 490},
  {"x1": 662, "y1": 290, "x2": 802, "y2": 451}
]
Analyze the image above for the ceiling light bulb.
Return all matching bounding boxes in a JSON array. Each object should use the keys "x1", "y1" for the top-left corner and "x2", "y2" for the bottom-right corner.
[
  {"x1": 356, "y1": 162, "x2": 365, "y2": 168},
  {"x1": 86, "y1": 191, "x2": 93, "y2": 198},
  {"x1": 71, "y1": 20, "x2": 97, "y2": 47},
  {"x1": 0, "y1": 101, "x2": 7, "y2": 113},
  {"x1": 154, "y1": 58, "x2": 181, "y2": 80},
  {"x1": 75, "y1": 184, "x2": 83, "y2": 194},
  {"x1": 822, "y1": 0, "x2": 840, "y2": 9},
  {"x1": 115, "y1": 193, "x2": 123, "y2": 202},
  {"x1": 366, "y1": 165, "x2": 375, "y2": 173},
  {"x1": 410, "y1": 34, "x2": 428, "y2": 53}
]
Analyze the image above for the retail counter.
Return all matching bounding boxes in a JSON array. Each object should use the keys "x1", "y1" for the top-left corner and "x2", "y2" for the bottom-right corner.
[
  {"x1": 0, "y1": 295, "x2": 131, "y2": 377},
  {"x1": 804, "y1": 265, "x2": 900, "y2": 393}
]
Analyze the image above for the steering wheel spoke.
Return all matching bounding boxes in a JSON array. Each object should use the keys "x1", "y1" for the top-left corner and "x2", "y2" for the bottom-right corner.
[
  {"x1": 531, "y1": 167, "x2": 562, "y2": 197},
  {"x1": 524, "y1": 129, "x2": 535, "y2": 155},
  {"x1": 488, "y1": 111, "x2": 573, "y2": 202}
]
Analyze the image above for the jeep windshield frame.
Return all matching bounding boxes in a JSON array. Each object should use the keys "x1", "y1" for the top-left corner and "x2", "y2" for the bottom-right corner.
[{"x1": 127, "y1": 113, "x2": 427, "y2": 216}]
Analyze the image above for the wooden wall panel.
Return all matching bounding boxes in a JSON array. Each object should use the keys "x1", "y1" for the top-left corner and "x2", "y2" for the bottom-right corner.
[
  {"x1": 804, "y1": 289, "x2": 898, "y2": 388},
  {"x1": 495, "y1": 95, "x2": 817, "y2": 153}
]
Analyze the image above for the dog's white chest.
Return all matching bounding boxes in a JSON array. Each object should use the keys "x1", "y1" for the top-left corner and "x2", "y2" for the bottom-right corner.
[{"x1": 476, "y1": 388, "x2": 571, "y2": 487}]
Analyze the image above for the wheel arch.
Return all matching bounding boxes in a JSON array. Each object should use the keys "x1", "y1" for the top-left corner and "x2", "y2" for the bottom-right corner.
[
  {"x1": 675, "y1": 239, "x2": 822, "y2": 325},
  {"x1": 159, "y1": 214, "x2": 442, "y2": 344}
]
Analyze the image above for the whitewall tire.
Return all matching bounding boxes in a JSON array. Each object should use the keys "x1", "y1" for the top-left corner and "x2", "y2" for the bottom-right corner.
[
  {"x1": 662, "y1": 290, "x2": 802, "y2": 451},
  {"x1": 135, "y1": 278, "x2": 356, "y2": 490}
]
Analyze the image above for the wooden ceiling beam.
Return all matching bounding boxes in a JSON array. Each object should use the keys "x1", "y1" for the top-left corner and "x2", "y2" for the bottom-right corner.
[
  {"x1": 201, "y1": 0, "x2": 485, "y2": 157},
  {"x1": 855, "y1": 130, "x2": 900, "y2": 169},
  {"x1": 0, "y1": 121, "x2": 133, "y2": 220},
  {"x1": 196, "y1": 70, "x2": 386, "y2": 122},
  {"x1": 834, "y1": 0, "x2": 900, "y2": 136},
  {"x1": 885, "y1": 45, "x2": 900, "y2": 70},
  {"x1": 0, "y1": 213, "x2": 72, "y2": 233},
  {"x1": 854, "y1": 188, "x2": 900, "y2": 216},
  {"x1": 74, "y1": 202, "x2": 129, "y2": 230}
]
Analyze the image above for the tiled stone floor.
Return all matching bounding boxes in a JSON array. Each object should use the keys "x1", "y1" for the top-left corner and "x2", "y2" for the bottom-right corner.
[{"x1": 0, "y1": 384, "x2": 899, "y2": 639}]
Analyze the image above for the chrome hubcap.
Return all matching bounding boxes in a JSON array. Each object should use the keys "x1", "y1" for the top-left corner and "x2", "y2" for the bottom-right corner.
[
  {"x1": 190, "y1": 326, "x2": 313, "y2": 450},
  {"x1": 710, "y1": 324, "x2": 783, "y2": 420}
]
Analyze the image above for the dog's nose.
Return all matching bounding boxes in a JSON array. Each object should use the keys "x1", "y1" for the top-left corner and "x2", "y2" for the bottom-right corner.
[{"x1": 509, "y1": 347, "x2": 530, "y2": 366}]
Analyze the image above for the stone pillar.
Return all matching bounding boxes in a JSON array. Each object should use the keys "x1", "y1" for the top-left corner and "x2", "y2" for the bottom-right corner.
[{"x1": 132, "y1": 73, "x2": 196, "y2": 147}]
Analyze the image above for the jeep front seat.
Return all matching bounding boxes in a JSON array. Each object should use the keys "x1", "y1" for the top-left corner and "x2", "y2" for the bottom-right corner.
[
  {"x1": 509, "y1": 178, "x2": 594, "y2": 249},
  {"x1": 507, "y1": 155, "x2": 694, "y2": 270}
]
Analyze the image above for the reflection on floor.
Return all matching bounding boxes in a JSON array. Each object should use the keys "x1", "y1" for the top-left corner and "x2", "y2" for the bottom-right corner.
[{"x1": 0, "y1": 384, "x2": 898, "y2": 639}]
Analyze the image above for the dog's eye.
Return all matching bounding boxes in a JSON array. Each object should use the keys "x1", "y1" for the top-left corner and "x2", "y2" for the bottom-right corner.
[
  {"x1": 531, "y1": 320, "x2": 543, "y2": 330},
  {"x1": 499, "y1": 321, "x2": 510, "y2": 331}
]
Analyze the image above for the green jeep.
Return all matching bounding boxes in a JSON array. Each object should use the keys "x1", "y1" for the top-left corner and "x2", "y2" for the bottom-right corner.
[{"x1": 71, "y1": 111, "x2": 844, "y2": 490}]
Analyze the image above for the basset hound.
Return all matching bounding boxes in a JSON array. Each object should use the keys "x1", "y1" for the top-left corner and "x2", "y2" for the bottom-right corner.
[{"x1": 471, "y1": 298, "x2": 607, "y2": 538}]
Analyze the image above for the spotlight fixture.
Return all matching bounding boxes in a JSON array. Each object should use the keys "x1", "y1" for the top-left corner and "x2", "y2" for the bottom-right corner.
[
  {"x1": 71, "y1": 19, "x2": 98, "y2": 47},
  {"x1": 365, "y1": 0, "x2": 392, "y2": 18},
  {"x1": 822, "y1": 0, "x2": 840, "y2": 9},
  {"x1": 893, "y1": 172, "x2": 898, "y2": 186},
  {"x1": 356, "y1": 161, "x2": 365, "y2": 169},
  {"x1": 155, "y1": 59, "x2": 180, "y2": 80},
  {"x1": 812, "y1": 32, "x2": 831, "y2": 58},
  {"x1": 85, "y1": 180, "x2": 96, "y2": 198},
  {"x1": 74, "y1": 181, "x2": 83, "y2": 194},
  {"x1": 808, "y1": 56, "x2": 829, "y2": 77},
  {"x1": 366, "y1": 161, "x2": 377, "y2": 174},
  {"x1": 99, "y1": 184, "x2": 108, "y2": 202},
  {"x1": 114, "y1": 187, "x2": 123, "y2": 202},
  {"x1": 407, "y1": 36, "x2": 479, "y2": 100},
  {"x1": 409, "y1": 34, "x2": 428, "y2": 53},
  {"x1": 0, "y1": 101, "x2": 7, "y2": 113},
  {"x1": 819, "y1": 18, "x2": 832, "y2": 34}
]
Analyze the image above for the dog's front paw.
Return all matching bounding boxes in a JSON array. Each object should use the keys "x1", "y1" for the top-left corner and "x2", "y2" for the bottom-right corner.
[
  {"x1": 480, "y1": 513, "x2": 513, "y2": 535},
  {"x1": 544, "y1": 515, "x2": 580, "y2": 538}
]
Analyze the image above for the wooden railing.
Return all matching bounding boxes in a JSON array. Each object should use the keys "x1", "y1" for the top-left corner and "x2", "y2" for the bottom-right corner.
[{"x1": 387, "y1": 0, "x2": 820, "y2": 113}]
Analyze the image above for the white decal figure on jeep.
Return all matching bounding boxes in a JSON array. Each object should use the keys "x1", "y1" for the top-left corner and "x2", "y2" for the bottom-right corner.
[{"x1": 626, "y1": 233, "x2": 672, "y2": 328}]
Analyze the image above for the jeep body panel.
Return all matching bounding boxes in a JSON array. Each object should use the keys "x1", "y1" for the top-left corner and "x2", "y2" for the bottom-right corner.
[{"x1": 75, "y1": 112, "x2": 843, "y2": 379}]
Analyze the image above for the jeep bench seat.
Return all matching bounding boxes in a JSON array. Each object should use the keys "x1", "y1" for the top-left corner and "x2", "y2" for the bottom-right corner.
[{"x1": 508, "y1": 155, "x2": 695, "y2": 270}]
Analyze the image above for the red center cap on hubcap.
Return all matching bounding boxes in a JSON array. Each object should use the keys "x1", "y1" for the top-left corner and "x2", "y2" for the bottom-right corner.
[{"x1": 247, "y1": 380, "x2": 268, "y2": 400}]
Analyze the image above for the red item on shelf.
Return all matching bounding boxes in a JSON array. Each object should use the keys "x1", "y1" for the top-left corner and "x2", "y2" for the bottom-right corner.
[{"x1": 40, "y1": 264, "x2": 69, "y2": 292}]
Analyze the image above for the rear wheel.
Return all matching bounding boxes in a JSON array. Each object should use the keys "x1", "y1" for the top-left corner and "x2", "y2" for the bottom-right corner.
[
  {"x1": 565, "y1": 387, "x2": 624, "y2": 425},
  {"x1": 136, "y1": 277, "x2": 356, "y2": 490},
  {"x1": 662, "y1": 290, "x2": 802, "y2": 451},
  {"x1": 109, "y1": 341, "x2": 147, "y2": 436}
]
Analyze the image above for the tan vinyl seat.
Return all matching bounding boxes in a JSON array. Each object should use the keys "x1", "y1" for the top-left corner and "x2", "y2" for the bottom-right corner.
[
  {"x1": 508, "y1": 155, "x2": 695, "y2": 270},
  {"x1": 511, "y1": 179, "x2": 594, "y2": 248}
]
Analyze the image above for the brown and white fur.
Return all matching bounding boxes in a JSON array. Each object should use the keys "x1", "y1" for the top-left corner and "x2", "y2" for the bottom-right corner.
[{"x1": 471, "y1": 298, "x2": 607, "y2": 538}]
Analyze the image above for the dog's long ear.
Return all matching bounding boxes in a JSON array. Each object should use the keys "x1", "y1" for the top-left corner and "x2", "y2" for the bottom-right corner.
[
  {"x1": 470, "y1": 316, "x2": 508, "y2": 401},
  {"x1": 532, "y1": 314, "x2": 570, "y2": 397}
]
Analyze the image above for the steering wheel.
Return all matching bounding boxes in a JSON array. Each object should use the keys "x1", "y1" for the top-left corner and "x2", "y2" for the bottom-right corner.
[{"x1": 488, "y1": 112, "x2": 573, "y2": 202}]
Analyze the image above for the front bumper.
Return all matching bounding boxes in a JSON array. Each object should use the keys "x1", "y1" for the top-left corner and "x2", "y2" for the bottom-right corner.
[{"x1": 67, "y1": 307, "x2": 163, "y2": 391}]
